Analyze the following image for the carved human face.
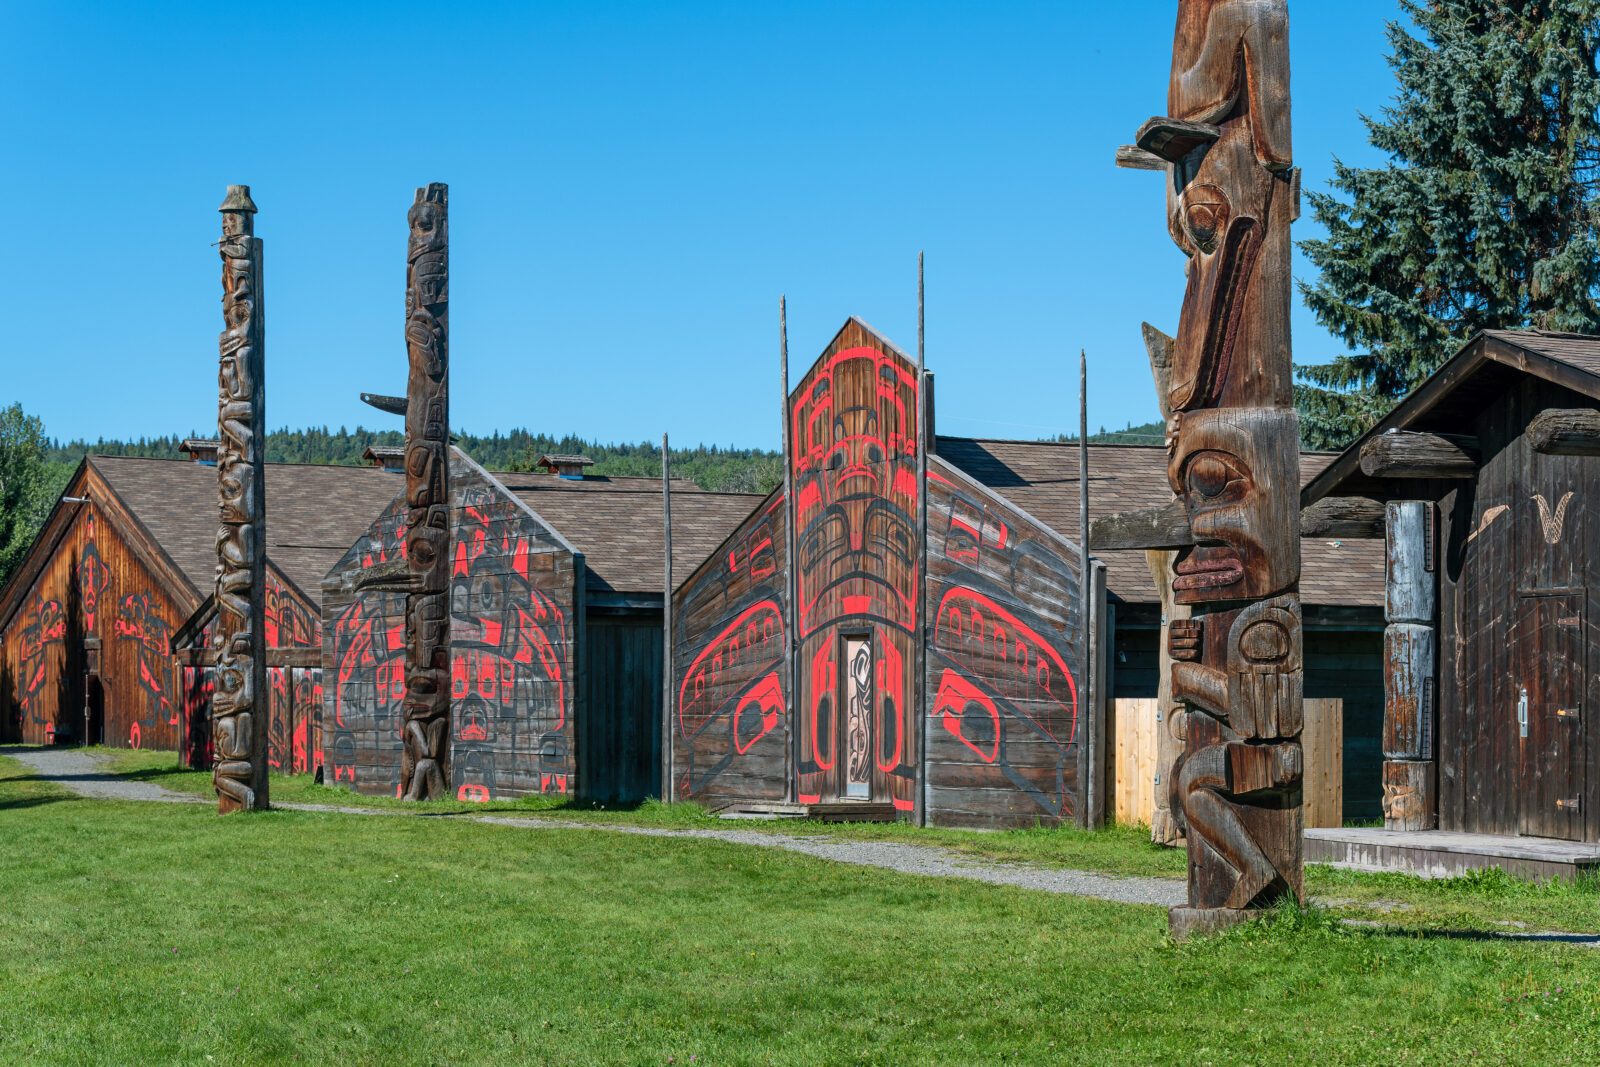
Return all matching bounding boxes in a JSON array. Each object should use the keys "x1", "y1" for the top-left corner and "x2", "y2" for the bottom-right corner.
[
  {"x1": 1168, "y1": 407, "x2": 1299, "y2": 604},
  {"x1": 790, "y1": 346, "x2": 919, "y2": 634},
  {"x1": 407, "y1": 193, "x2": 447, "y2": 260}
]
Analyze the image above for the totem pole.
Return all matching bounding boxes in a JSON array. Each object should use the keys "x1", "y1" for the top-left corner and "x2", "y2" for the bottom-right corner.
[
  {"x1": 400, "y1": 183, "x2": 452, "y2": 800},
  {"x1": 1118, "y1": 0, "x2": 1303, "y2": 938},
  {"x1": 213, "y1": 185, "x2": 269, "y2": 813}
]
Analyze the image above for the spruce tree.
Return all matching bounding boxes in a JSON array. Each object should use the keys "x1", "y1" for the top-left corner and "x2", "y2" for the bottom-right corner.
[{"x1": 1297, "y1": 0, "x2": 1600, "y2": 449}]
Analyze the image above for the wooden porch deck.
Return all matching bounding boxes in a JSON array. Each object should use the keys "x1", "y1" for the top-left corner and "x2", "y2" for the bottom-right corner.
[{"x1": 1306, "y1": 827, "x2": 1600, "y2": 882}]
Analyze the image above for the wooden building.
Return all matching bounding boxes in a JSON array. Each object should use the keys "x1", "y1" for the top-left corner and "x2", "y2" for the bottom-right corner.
[
  {"x1": 1303, "y1": 330, "x2": 1600, "y2": 844},
  {"x1": 0, "y1": 447, "x2": 404, "y2": 769},
  {"x1": 673, "y1": 318, "x2": 1387, "y2": 830},
  {"x1": 673, "y1": 319, "x2": 1109, "y2": 829},
  {"x1": 321, "y1": 448, "x2": 760, "y2": 804}
]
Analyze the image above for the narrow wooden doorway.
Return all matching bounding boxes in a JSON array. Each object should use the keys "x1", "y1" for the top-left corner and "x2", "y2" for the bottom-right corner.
[
  {"x1": 840, "y1": 632, "x2": 873, "y2": 802},
  {"x1": 1513, "y1": 592, "x2": 1587, "y2": 841}
]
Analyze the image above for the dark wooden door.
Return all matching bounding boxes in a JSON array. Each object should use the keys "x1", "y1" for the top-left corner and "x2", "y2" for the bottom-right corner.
[
  {"x1": 1513, "y1": 593, "x2": 1587, "y2": 841},
  {"x1": 582, "y1": 614, "x2": 663, "y2": 805}
]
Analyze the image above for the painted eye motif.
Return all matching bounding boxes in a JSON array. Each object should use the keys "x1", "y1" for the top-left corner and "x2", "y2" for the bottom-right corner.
[
  {"x1": 1184, "y1": 450, "x2": 1247, "y2": 500},
  {"x1": 1181, "y1": 183, "x2": 1230, "y2": 253}
]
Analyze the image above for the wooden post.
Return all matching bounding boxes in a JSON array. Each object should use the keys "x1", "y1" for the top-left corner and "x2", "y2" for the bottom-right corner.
[
  {"x1": 661, "y1": 433, "x2": 674, "y2": 802},
  {"x1": 1122, "y1": 0, "x2": 1304, "y2": 939},
  {"x1": 212, "y1": 184, "x2": 269, "y2": 813},
  {"x1": 1078, "y1": 349, "x2": 1096, "y2": 828},
  {"x1": 916, "y1": 253, "x2": 929, "y2": 826},
  {"x1": 400, "y1": 183, "x2": 452, "y2": 801},
  {"x1": 1383, "y1": 500, "x2": 1437, "y2": 831},
  {"x1": 1140, "y1": 323, "x2": 1190, "y2": 847},
  {"x1": 779, "y1": 295, "x2": 798, "y2": 805}
]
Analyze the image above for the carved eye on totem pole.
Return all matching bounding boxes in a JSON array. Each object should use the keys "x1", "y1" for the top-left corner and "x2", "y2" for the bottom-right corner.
[
  {"x1": 1167, "y1": 408, "x2": 1299, "y2": 605},
  {"x1": 1179, "y1": 183, "x2": 1230, "y2": 254},
  {"x1": 217, "y1": 468, "x2": 256, "y2": 525}
]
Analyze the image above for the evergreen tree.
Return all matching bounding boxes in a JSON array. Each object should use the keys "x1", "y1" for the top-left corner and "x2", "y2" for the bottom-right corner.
[
  {"x1": 0, "y1": 404, "x2": 70, "y2": 587},
  {"x1": 1297, "y1": 0, "x2": 1600, "y2": 449}
]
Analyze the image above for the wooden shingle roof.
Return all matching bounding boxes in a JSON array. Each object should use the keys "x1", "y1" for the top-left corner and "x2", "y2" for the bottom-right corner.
[
  {"x1": 936, "y1": 437, "x2": 1384, "y2": 608},
  {"x1": 88, "y1": 455, "x2": 408, "y2": 606},
  {"x1": 1303, "y1": 330, "x2": 1600, "y2": 506},
  {"x1": 492, "y1": 473, "x2": 763, "y2": 596}
]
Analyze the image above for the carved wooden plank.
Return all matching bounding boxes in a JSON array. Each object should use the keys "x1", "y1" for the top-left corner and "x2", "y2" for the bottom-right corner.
[
  {"x1": 1300, "y1": 496, "x2": 1385, "y2": 539},
  {"x1": 1089, "y1": 501, "x2": 1193, "y2": 551},
  {"x1": 211, "y1": 185, "x2": 269, "y2": 813},
  {"x1": 400, "y1": 183, "x2": 452, "y2": 800},
  {"x1": 1359, "y1": 431, "x2": 1480, "y2": 479},
  {"x1": 1383, "y1": 623, "x2": 1435, "y2": 760},
  {"x1": 1385, "y1": 501, "x2": 1435, "y2": 624},
  {"x1": 1527, "y1": 407, "x2": 1600, "y2": 455},
  {"x1": 1383, "y1": 760, "x2": 1436, "y2": 832}
]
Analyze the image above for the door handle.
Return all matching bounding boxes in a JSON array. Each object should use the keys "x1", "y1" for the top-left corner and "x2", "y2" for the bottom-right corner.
[{"x1": 1517, "y1": 688, "x2": 1529, "y2": 739}]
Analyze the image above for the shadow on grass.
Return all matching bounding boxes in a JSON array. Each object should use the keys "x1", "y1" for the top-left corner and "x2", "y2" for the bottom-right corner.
[
  {"x1": 1349, "y1": 922, "x2": 1600, "y2": 947},
  {"x1": 0, "y1": 793, "x2": 80, "y2": 812}
]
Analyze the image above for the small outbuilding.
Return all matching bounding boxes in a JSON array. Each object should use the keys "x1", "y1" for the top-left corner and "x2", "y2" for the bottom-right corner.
[{"x1": 1303, "y1": 330, "x2": 1600, "y2": 848}]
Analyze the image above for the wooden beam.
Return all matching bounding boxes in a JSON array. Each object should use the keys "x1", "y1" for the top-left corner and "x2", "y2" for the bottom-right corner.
[
  {"x1": 1116, "y1": 145, "x2": 1166, "y2": 171},
  {"x1": 1528, "y1": 407, "x2": 1600, "y2": 456},
  {"x1": 1088, "y1": 501, "x2": 1193, "y2": 552},
  {"x1": 1300, "y1": 496, "x2": 1386, "y2": 539},
  {"x1": 1359, "y1": 431, "x2": 1480, "y2": 480}
]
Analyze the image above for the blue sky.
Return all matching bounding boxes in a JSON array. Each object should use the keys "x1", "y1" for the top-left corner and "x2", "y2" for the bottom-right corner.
[{"x1": 2, "y1": 1, "x2": 1399, "y2": 450}]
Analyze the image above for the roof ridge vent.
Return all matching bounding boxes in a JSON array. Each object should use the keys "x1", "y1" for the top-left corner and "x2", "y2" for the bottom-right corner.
[{"x1": 536, "y1": 453, "x2": 596, "y2": 480}]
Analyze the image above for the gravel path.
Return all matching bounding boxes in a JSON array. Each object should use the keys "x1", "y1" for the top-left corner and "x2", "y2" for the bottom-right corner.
[{"x1": 2, "y1": 745, "x2": 203, "y2": 804}]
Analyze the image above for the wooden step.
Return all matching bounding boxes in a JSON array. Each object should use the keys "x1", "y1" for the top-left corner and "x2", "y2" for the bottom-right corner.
[
  {"x1": 804, "y1": 802, "x2": 901, "y2": 824},
  {"x1": 1306, "y1": 828, "x2": 1600, "y2": 882}
]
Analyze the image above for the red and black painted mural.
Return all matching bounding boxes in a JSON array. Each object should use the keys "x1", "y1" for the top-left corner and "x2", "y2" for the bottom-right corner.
[
  {"x1": 2, "y1": 497, "x2": 198, "y2": 751},
  {"x1": 791, "y1": 319, "x2": 920, "y2": 811},
  {"x1": 322, "y1": 454, "x2": 576, "y2": 801},
  {"x1": 115, "y1": 591, "x2": 177, "y2": 749},
  {"x1": 924, "y1": 462, "x2": 1084, "y2": 827},
  {"x1": 671, "y1": 318, "x2": 1090, "y2": 829},
  {"x1": 674, "y1": 491, "x2": 789, "y2": 804}
]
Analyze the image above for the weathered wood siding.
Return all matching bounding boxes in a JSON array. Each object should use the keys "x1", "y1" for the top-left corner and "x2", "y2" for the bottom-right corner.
[
  {"x1": 791, "y1": 321, "x2": 921, "y2": 810},
  {"x1": 1439, "y1": 376, "x2": 1597, "y2": 841},
  {"x1": 1, "y1": 497, "x2": 197, "y2": 752},
  {"x1": 321, "y1": 455, "x2": 578, "y2": 801},
  {"x1": 923, "y1": 459, "x2": 1086, "y2": 828},
  {"x1": 672, "y1": 492, "x2": 789, "y2": 806}
]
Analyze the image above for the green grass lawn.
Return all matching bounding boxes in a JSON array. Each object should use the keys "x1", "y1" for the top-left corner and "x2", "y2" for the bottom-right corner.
[{"x1": 2, "y1": 754, "x2": 1599, "y2": 1064}]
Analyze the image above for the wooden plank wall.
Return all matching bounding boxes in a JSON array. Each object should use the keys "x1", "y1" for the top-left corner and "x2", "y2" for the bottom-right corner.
[
  {"x1": 1112, "y1": 696, "x2": 1344, "y2": 829},
  {"x1": 321, "y1": 459, "x2": 578, "y2": 801},
  {"x1": 672, "y1": 492, "x2": 789, "y2": 806},
  {"x1": 1, "y1": 495, "x2": 197, "y2": 752},
  {"x1": 923, "y1": 459, "x2": 1086, "y2": 828},
  {"x1": 789, "y1": 321, "x2": 922, "y2": 811},
  {"x1": 323, "y1": 494, "x2": 410, "y2": 795},
  {"x1": 448, "y1": 462, "x2": 577, "y2": 801},
  {"x1": 582, "y1": 614, "x2": 663, "y2": 804}
]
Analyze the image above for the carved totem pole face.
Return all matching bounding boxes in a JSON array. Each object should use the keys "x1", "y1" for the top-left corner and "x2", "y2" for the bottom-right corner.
[{"x1": 1167, "y1": 408, "x2": 1299, "y2": 604}]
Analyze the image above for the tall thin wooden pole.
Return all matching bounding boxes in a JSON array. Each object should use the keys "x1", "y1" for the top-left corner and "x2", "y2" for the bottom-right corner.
[
  {"x1": 661, "y1": 433, "x2": 674, "y2": 802},
  {"x1": 1078, "y1": 349, "x2": 1092, "y2": 828},
  {"x1": 212, "y1": 184, "x2": 269, "y2": 813},
  {"x1": 916, "y1": 252, "x2": 930, "y2": 826},
  {"x1": 780, "y1": 295, "x2": 797, "y2": 804}
]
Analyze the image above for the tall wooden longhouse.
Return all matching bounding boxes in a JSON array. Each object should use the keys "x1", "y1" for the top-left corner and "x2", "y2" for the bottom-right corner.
[
  {"x1": 673, "y1": 318, "x2": 1387, "y2": 830},
  {"x1": 322, "y1": 449, "x2": 760, "y2": 804},
  {"x1": 0, "y1": 447, "x2": 404, "y2": 765}
]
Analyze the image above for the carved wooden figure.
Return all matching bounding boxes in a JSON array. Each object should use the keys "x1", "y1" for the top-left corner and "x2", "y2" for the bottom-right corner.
[
  {"x1": 401, "y1": 183, "x2": 452, "y2": 800},
  {"x1": 212, "y1": 185, "x2": 269, "y2": 813},
  {"x1": 1121, "y1": 0, "x2": 1303, "y2": 938}
]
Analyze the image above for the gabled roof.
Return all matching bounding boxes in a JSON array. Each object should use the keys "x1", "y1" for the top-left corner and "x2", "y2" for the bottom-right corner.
[
  {"x1": 1302, "y1": 330, "x2": 1600, "y2": 506},
  {"x1": 936, "y1": 437, "x2": 1384, "y2": 609},
  {"x1": 491, "y1": 471, "x2": 764, "y2": 596},
  {"x1": 87, "y1": 455, "x2": 409, "y2": 608}
]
